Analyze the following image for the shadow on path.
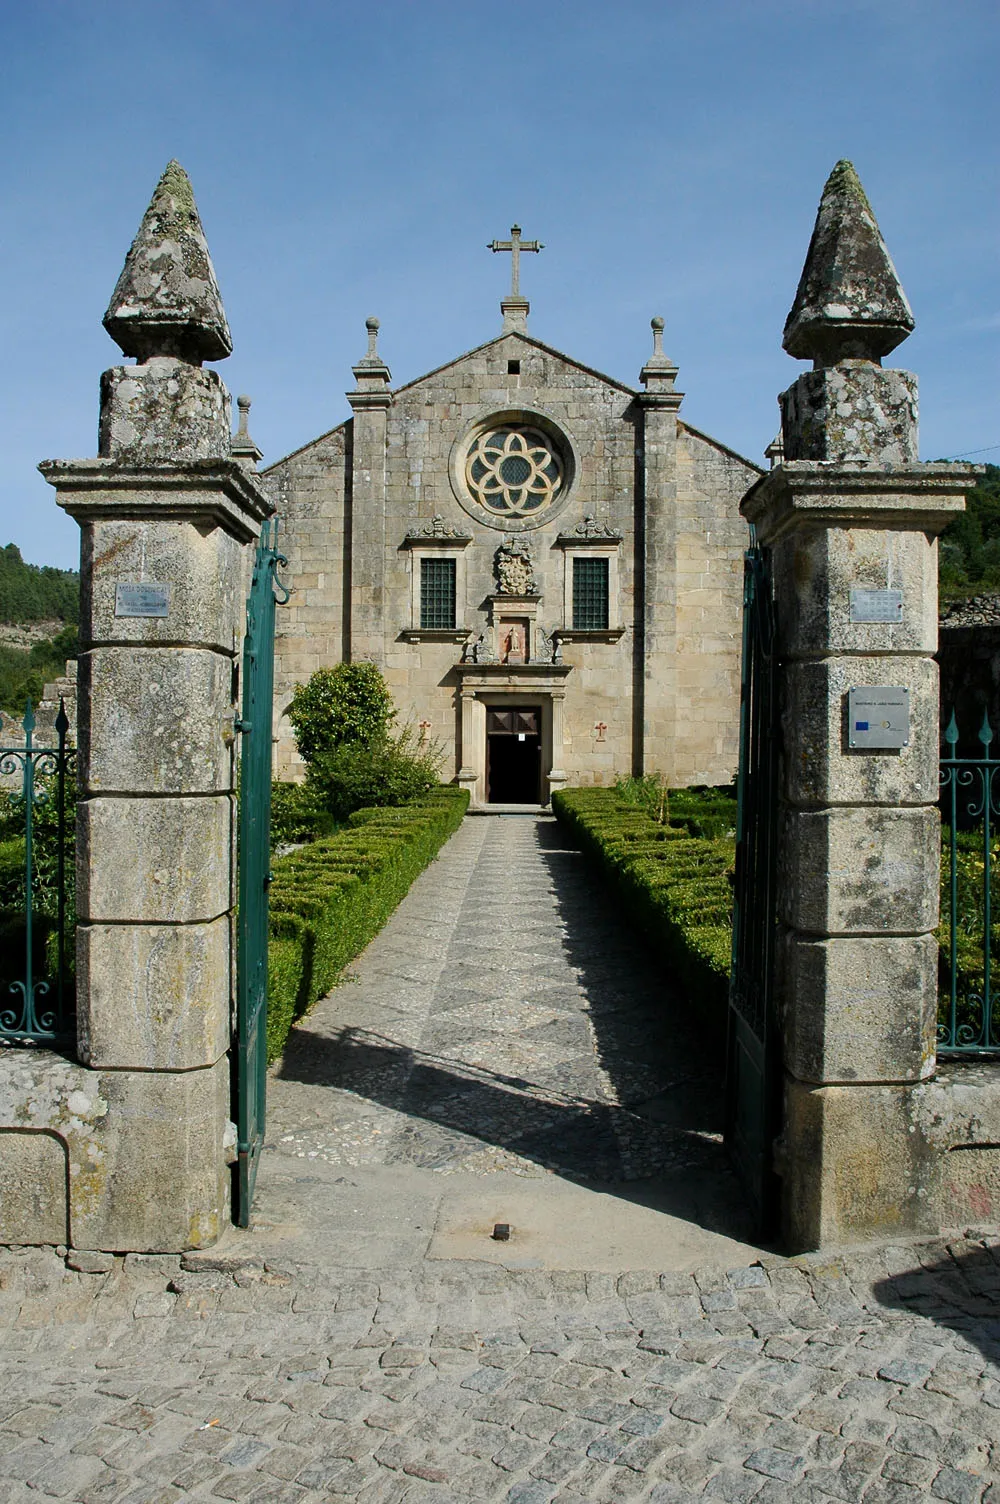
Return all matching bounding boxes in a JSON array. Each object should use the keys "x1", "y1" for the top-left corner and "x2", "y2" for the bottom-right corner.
[
  {"x1": 872, "y1": 1244, "x2": 1000, "y2": 1373},
  {"x1": 274, "y1": 815, "x2": 755, "y2": 1244}
]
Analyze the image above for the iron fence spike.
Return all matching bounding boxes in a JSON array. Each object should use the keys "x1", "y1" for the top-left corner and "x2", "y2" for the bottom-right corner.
[
  {"x1": 945, "y1": 709, "x2": 959, "y2": 746},
  {"x1": 981, "y1": 707, "x2": 994, "y2": 747}
]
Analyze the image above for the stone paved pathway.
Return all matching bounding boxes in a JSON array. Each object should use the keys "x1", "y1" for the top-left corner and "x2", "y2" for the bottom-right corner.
[
  {"x1": 1, "y1": 1236, "x2": 999, "y2": 1502},
  {"x1": 2, "y1": 816, "x2": 1000, "y2": 1500},
  {"x1": 267, "y1": 816, "x2": 732, "y2": 1188}
]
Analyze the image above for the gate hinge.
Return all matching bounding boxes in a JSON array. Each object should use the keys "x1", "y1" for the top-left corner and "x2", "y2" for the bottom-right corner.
[{"x1": 234, "y1": 716, "x2": 252, "y2": 734}]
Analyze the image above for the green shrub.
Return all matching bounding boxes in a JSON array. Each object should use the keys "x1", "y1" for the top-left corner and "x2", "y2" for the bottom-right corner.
[
  {"x1": 289, "y1": 663, "x2": 396, "y2": 764},
  {"x1": 552, "y1": 785, "x2": 735, "y2": 1035},
  {"x1": 306, "y1": 727, "x2": 441, "y2": 822},
  {"x1": 265, "y1": 785, "x2": 468, "y2": 1061},
  {"x1": 269, "y1": 780, "x2": 339, "y2": 849},
  {"x1": 287, "y1": 664, "x2": 443, "y2": 824}
]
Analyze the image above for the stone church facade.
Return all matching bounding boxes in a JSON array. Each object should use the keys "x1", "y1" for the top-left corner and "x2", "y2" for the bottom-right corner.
[{"x1": 265, "y1": 254, "x2": 761, "y2": 805}]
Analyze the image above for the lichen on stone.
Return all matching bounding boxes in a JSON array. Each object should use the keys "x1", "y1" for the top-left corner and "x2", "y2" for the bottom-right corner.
[
  {"x1": 103, "y1": 161, "x2": 232, "y2": 365},
  {"x1": 783, "y1": 159, "x2": 914, "y2": 367}
]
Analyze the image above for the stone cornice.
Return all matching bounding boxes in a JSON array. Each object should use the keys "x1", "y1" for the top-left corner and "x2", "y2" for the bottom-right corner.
[
  {"x1": 636, "y1": 387, "x2": 683, "y2": 411},
  {"x1": 741, "y1": 460, "x2": 979, "y2": 544},
  {"x1": 454, "y1": 662, "x2": 573, "y2": 688},
  {"x1": 401, "y1": 526, "x2": 473, "y2": 548},
  {"x1": 347, "y1": 389, "x2": 393, "y2": 412},
  {"x1": 39, "y1": 457, "x2": 273, "y2": 543}
]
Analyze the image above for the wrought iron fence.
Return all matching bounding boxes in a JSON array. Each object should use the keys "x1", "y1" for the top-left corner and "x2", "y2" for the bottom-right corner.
[
  {"x1": 0, "y1": 699, "x2": 76, "y2": 1047},
  {"x1": 939, "y1": 709, "x2": 1000, "y2": 1055}
]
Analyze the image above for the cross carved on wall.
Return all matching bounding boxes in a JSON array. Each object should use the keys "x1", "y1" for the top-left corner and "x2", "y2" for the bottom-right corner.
[
  {"x1": 487, "y1": 224, "x2": 544, "y2": 298},
  {"x1": 595, "y1": 722, "x2": 607, "y2": 742}
]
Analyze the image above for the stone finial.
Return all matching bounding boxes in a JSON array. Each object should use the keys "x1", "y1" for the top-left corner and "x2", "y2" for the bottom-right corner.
[
  {"x1": 640, "y1": 316, "x2": 682, "y2": 399},
  {"x1": 103, "y1": 161, "x2": 233, "y2": 364},
  {"x1": 351, "y1": 316, "x2": 391, "y2": 398},
  {"x1": 361, "y1": 317, "x2": 381, "y2": 364},
  {"x1": 782, "y1": 160, "x2": 914, "y2": 367},
  {"x1": 231, "y1": 394, "x2": 263, "y2": 467}
]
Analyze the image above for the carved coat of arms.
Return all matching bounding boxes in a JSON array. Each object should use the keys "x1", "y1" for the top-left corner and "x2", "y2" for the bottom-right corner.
[{"x1": 494, "y1": 537, "x2": 537, "y2": 595}]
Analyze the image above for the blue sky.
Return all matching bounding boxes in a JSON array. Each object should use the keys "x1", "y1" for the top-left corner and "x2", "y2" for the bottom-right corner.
[{"x1": 1, "y1": 0, "x2": 996, "y2": 570}]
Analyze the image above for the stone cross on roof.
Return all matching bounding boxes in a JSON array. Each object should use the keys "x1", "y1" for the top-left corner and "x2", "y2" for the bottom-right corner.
[{"x1": 488, "y1": 224, "x2": 544, "y2": 299}]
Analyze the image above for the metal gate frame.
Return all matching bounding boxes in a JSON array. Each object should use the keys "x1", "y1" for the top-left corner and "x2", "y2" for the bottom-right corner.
[
  {"x1": 234, "y1": 519, "x2": 288, "y2": 1227},
  {"x1": 726, "y1": 538, "x2": 782, "y2": 1238}
]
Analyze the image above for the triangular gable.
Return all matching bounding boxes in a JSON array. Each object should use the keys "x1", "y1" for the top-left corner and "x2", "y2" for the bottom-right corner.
[
  {"x1": 679, "y1": 420, "x2": 764, "y2": 476},
  {"x1": 263, "y1": 341, "x2": 762, "y2": 477},
  {"x1": 262, "y1": 418, "x2": 349, "y2": 474},
  {"x1": 391, "y1": 331, "x2": 637, "y2": 399}
]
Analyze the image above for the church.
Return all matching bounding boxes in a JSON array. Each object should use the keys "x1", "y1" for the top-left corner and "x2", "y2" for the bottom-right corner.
[{"x1": 264, "y1": 228, "x2": 762, "y2": 804}]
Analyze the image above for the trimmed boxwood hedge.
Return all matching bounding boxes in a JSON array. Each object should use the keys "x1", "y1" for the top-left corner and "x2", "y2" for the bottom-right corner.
[
  {"x1": 551, "y1": 786, "x2": 735, "y2": 1034},
  {"x1": 265, "y1": 785, "x2": 468, "y2": 1062}
]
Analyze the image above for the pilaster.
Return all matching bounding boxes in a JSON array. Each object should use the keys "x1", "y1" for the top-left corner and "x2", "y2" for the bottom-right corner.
[
  {"x1": 637, "y1": 317, "x2": 683, "y2": 778},
  {"x1": 347, "y1": 317, "x2": 392, "y2": 664}
]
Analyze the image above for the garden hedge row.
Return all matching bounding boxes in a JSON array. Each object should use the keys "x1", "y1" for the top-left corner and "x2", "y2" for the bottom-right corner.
[
  {"x1": 265, "y1": 785, "x2": 468, "y2": 1061},
  {"x1": 551, "y1": 786, "x2": 735, "y2": 1034}
]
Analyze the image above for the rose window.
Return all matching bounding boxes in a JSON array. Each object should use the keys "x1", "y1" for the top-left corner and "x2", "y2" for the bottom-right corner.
[{"x1": 465, "y1": 426, "x2": 563, "y2": 517}]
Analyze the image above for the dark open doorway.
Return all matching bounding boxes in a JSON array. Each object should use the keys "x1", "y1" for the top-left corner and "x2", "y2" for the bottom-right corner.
[{"x1": 487, "y1": 705, "x2": 541, "y2": 803}]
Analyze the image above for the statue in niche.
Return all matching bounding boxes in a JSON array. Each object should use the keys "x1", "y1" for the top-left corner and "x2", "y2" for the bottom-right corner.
[
  {"x1": 502, "y1": 622, "x2": 525, "y2": 663},
  {"x1": 494, "y1": 537, "x2": 536, "y2": 596}
]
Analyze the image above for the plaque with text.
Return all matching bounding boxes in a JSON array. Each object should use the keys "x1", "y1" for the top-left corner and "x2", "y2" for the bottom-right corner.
[
  {"x1": 115, "y1": 583, "x2": 170, "y2": 618},
  {"x1": 848, "y1": 686, "x2": 909, "y2": 749},
  {"x1": 849, "y1": 588, "x2": 902, "y2": 624}
]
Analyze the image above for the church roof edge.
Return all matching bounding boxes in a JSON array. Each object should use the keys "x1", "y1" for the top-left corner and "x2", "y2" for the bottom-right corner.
[
  {"x1": 389, "y1": 331, "x2": 638, "y2": 399},
  {"x1": 261, "y1": 417, "x2": 350, "y2": 475},
  {"x1": 678, "y1": 420, "x2": 765, "y2": 476},
  {"x1": 262, "y1": 343, "x2": 762, "y2": 479}
]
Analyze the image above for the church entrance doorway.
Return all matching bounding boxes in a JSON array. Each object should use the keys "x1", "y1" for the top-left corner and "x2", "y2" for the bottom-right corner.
[{"x1": 486, "y1": 705, "x2": 541, "y2": 803}]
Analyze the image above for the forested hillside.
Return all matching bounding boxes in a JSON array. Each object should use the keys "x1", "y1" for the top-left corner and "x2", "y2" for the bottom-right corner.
[
  {"x1": 0, "y1": 543, "x2": 79, "y2": 624},
  {"x1": 0, "y1": 545, "x2": 79, "y2": 716},
  {"x1": 940, "y1": 464, "x2": 1000, "y2": 600}
]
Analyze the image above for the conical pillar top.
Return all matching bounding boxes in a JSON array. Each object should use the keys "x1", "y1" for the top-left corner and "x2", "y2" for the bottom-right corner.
[
  {"x1": 103, "y1": 161, "x2": 233, "y2": 363},
  {"x1": 782, "y1": 160, "x2": 914, "y2": 366}
]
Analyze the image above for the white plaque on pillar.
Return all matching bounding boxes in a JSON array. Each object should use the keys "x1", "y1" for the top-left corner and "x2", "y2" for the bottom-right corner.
[
  {"x1": 115, "y1": 583, "x2": 170, "y2": 618},
  {"x1": 848, "y1": 686, "x2": 909, "y2": 749},
  {"x1": 849, "y1": 589, "x2": 902, "y2": 623}
]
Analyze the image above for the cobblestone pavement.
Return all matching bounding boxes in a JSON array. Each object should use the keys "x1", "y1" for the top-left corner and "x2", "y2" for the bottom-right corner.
[
  {"x1": 267, "y1": 816, "x2": 732, "y2": 1189},
  {"x1": 1, "y1": 1236, "x2": 999, "y2": 1502},
  {"x1": 3, "y1": 817, "x2": 1000, "y2": 1499}
]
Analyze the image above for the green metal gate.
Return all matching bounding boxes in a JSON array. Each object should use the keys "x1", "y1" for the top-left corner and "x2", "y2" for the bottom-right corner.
[
  {"x1": 234, "y1": 520, "x2": 288, "y2": 1227},
  {"x1": 726, "y1": 539, "x2": 781, "y2": 1238}
]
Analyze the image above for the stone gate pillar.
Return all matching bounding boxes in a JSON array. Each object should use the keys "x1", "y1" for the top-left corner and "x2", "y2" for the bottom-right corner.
[
  {"x1": 40, "y1": 162, "x2": 271, "y2": 1250},
  {"x1": 742, "y1": 162, "x2": 973, "y2": 1248}
]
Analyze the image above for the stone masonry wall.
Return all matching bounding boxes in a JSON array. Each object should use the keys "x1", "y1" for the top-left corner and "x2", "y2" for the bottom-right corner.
[
  {"x1": 268, "y1": 329, "x2": 758, "y2": 790},
  {"x1": 673, "y1": 427, "x2": 754, "y2": 785},
  {"x1": 267, "y1": 428, "x2": 348, "y2": 778}
]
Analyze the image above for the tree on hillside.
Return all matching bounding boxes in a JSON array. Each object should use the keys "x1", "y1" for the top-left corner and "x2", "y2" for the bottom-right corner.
[
  {"x1": 0, "y1": 544, "x2": 79, "y2": 624},
  {"x1": 940, "y1": 464, "x2": 1000, "y2": 600}
]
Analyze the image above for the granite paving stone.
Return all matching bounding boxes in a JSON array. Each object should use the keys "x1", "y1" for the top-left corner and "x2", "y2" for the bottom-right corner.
[{"x1": 3, "y1": 822, "x2": 1000, "y2": 1499}]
